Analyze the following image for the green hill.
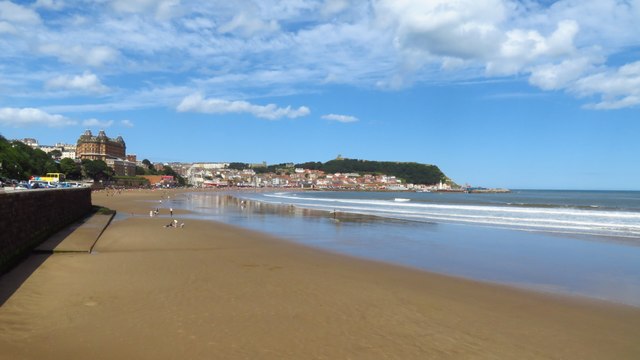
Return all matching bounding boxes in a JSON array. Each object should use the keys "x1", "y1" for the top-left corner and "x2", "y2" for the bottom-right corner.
[{"x1": 295, "y1": 158, "x2": 447, "y2": 185}]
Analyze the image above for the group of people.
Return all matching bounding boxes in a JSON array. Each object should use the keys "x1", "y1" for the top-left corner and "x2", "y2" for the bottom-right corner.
[
  {"x1": 164, "y1": 219, "x2": 185, "y2": 228},
  {"x1": 149, "y1": 207, "x2": 173, "y2": 217},
  {"x1": 148, "y1": 206, "x2": 184, "y2": 228}
]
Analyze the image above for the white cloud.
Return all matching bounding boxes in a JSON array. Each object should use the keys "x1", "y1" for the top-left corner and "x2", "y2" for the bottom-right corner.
[
  {"x1": 321, "y1": 0, "x2": 349, "y2": 17},
  {"x1": 41, "y1": 85, "x2": 194, "y2": 113},
  {"x1": 376, "y1": 0, "x2": 506, "y2": 60},
  {"x1": 45, "y1": 71, "x2": 109, "y2": 93},
  {"x1": 39, "y1": 44, "x2": 119, "y2": 67},
  {"x1": 121, "y1": 119, "x2": 134, "y2": 127},
  {"x1": 33, "y1": 0, "x2": 65, "y2": 11},
  {"x1": 0, "y1": 20, "x2": 15, "y2": 33},
  {"x1": 573, "y1": 61, "x2": 640, "y2": 109},
  {"x1": 182, "y1": 17, "x2": 215, "y2": 31},
  {"x1": 531, "y1": 0, "x2": 640, "y2": 49},
  {"x1": 322, "y1": 113, "x2": 358, "y2": 123},
  {"x1": 111, "y1": 0, "x2": 181, "y2": 20},
  {"x1": 218, "y1": 12, "x2": 280, "y2": 37},
  {"x1": 487, "y1": 20, "x2": 580, "y2": 76},
  {"x1": 528, "y1": 55, "x2": 602, "y2": 91},
  {"x1": 501, "y1": 20, "x2": 579, "y2": 60},
  {"x1": 155, "y1": 0, "x2": 181, "y2": 20},
  {"x1": 0, "y1": 0, "x2": 639, "y2": 110},
  {"x1": 0, "y1": 1, "x2": 41, "y2": 24},
  {"x1": 0, "y1": 107, "x2": 76, "y2": 127},
  {"x1": 371, "y1": 0, "x2": 640, "y2": 109},
  {"x1": 177, "y1": 93, "x2": 311, "y2": 120},
  {"x1": 111, "y1": 0, "x2": 155, "y2": 12},
  {"x1": 375, "y1": 0, "x2": 582, "y2": 76},
  {"x1": 83, "y1": 118, "x2": 114, "y2": 127}
]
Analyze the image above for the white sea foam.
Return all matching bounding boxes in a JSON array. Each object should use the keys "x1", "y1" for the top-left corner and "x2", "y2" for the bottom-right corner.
[{"x1": 256, "y1": 193, "x2": 640, "y2": 238}]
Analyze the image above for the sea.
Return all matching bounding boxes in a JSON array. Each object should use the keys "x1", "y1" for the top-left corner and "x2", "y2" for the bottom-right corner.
[{"x1": 169, "y1": 190, "x2": 640, "y2": 307}]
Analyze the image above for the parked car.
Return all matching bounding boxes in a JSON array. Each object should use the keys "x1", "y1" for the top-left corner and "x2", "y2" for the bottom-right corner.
[{"x1": 15, "y1": 183, "x2": 30, "y2": 190}]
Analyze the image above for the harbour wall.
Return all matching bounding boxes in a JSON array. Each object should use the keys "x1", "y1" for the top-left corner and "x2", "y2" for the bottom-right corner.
[{"x1": 0, "y1": 188, "x2": 92, "y2": 273}]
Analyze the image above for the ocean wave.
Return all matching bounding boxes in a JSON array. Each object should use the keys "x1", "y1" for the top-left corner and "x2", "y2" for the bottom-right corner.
[
  {"x1": 254, "y1": 192, "x2": 640, "y2": 239},
  {"x1": 263, "y1": 193, "x2": 640, "y2": 219}
]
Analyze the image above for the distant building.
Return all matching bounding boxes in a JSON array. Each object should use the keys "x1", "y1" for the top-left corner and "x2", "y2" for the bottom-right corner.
[
  {"x1": 38, "y1": 145, "x2": 58, "y2": 154},
  {"x1": 61, "y1": 150, "x2": 76, "y2": 160},
  {"x1": 18, "y1": 139, "x2": 76, "y2": 159},
  {"x1": 126, "y1": 154, "x2": 137, "y2": 163},
  {"x1": 76, "y1": 130, "x2": 126, "y2": 161},
  {"x1": 76, "y1": 130, "x2": 135, "y2": 176},
  {"x1": 106, "y1": 158, "x2": 136, "y2": 177},
  {"x1": 192, "y1": 162, "x2": 228, "y2": 169},
  {"x1": 167, "y1": 163, "x2": 190, "y2": 177},
  {"x1": 20, "y1": 138, "x2": 39, "y2": 148},
  {"x1": 139, "y1": 175, "x2": 176, "y2": 187},
  {"x1": 186, "y1": 163, "x2": 229, "y2": 186},
  {"x1": 56, "y1": 143, "x2": 77, "y2": 160}
]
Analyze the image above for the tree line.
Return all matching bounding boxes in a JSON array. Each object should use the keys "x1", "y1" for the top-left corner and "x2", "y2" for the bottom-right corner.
[
  {"x1": 225, "y1": 158, "x2": 447, "y2": 185},
  {"x1": 0, "y1": 135, "x2": 184, "y2": 184},
  {"x1": 137, "y1": 159, "x2": 186, "y2": 186},
  {"x1": 296, "y1": 159, "x2": 446, "y2": 185},
  {"x1": 0, "y1": 135, "x2": 114, "y2": 181}
]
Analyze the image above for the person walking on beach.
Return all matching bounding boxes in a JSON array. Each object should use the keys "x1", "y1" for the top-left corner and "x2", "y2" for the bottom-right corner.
[{"x1": 170, "y1": 208, "x2": 173, "y2": 217}]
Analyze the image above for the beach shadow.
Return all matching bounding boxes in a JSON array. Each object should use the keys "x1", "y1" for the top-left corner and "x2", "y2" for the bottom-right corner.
[
  {"x1": 33, "y1": 218, "x2": 88, "y2": 253},
  {"x1": 0, "y1": 211, "x2": 99, "y2": 306},
  {"x1": 0, "y1": 253, "x2": 50, "y2": 307}
]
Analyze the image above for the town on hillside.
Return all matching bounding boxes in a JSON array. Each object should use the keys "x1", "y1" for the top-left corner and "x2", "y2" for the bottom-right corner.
[{"x1": 2, "y1": 131, "x2": 507, "y2": 193}]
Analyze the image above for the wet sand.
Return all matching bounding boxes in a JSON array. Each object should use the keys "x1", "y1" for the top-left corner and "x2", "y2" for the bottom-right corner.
[{"x1": 0, "y1": 189, "x2": 639, "y2": 359}]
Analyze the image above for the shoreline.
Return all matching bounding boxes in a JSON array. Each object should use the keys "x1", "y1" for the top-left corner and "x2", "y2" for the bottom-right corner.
[
  {"x1": 102, "y1": 189, "x2": 640, "y2": 306},
  {"x1": 0, "y1": 188, "x2": 639, "y2": 358},
  {"x1": 184, "y1": 190, "x2": 640, "y2": 306}
]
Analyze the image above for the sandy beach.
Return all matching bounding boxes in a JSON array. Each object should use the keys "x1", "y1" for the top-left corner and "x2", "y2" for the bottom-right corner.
[{"x1": 1, "y1": 189, "x2": 639, "y2": 359}]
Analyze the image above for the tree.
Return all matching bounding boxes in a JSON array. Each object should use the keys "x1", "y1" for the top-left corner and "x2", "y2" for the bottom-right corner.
[
  {"x1": 141, "y1": 159, "x2": 158, "y2": 175},
  {"x1": 60, "y1": 158, "x2": 81, "y2": 179},
  {"x1": 48, "y1": 149, "x2": 62, "y2": 159},
  {"x1": 160, "y1": 166, "x2": 186, "y2": 186},
  {"x1": 294, "y1": 158, "x2": 447, "y2": 185},
  {"x1": 0, "y1": 136, "x2": 59, "y2": 180},
  {"x1": 135, "y1": 166, "x2": 147, "y2": 175},
  {"x1": 295, "y1": 161, "x2": 322, "y2": 170},
  {"x1": 160, "y1": 165, "x2": 176, "y2": 176},
  {"x1": 0, "y1": 135, "x2": 22, "y2": 179},
  {"x1": 82, "y1": 160, "x2": 113, "y2": 181},
  {"x1": 228, "y1": 162, "x2": 248, "y2": 170},
  {"x1": 31, "y1": 148, "x2": 60, "y2": 175}
]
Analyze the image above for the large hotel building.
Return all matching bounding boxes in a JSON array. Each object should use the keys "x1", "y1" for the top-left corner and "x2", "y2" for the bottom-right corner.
[{"x1": 76, "y1": 130, "x2": 136, "y2": 176}]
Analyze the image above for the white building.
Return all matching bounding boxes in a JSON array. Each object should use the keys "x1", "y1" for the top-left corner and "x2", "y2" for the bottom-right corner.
[
  {"x1": 186, "y1": 163, "x2": 229, "y2": 186},
  {"x1": 17, "y1": 139, "x2": 78, "y2": 160},
  {"x1": 61, "y1": 150, "x2": 77, "y2": 160},
  {"x1": 20, "y1": 138, "x2": 39, "y2": 148}
]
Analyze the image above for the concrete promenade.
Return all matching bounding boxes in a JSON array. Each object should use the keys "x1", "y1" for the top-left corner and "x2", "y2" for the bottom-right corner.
[{"x1": 35, "y1": 212, "x2": 114, "y2": 253}]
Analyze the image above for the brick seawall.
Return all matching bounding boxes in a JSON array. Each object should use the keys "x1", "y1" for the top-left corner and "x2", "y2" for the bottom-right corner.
[{"x1": 0, "y1": 188, "x2": 92, "y2": 272}]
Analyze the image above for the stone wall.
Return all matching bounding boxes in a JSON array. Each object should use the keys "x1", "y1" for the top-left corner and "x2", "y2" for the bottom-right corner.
[{"x1": 0, "y1": 188, "x2": 92, "y2": 273}]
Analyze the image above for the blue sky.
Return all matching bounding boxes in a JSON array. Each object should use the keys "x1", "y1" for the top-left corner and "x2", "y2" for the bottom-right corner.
[{"x1": 1, "y1": 0, "x2": 639, "y2": 190}]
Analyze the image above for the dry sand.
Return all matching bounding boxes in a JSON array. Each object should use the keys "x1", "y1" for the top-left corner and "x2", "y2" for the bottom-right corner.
[{"x1": 0, "y1": 189, "x2": 639, "y2": 359}]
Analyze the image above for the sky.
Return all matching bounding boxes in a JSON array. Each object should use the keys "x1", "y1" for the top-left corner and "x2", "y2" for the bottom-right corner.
[{"x1": 0, "y1": 0, "x2": 639, "y2": 190}]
